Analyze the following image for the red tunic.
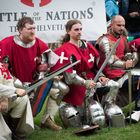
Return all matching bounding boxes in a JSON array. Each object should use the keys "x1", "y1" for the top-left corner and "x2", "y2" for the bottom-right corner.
[
  {"x1": 51, "y1": 41, "x2": 99, "y2": 106},
  {"x1": 0, "y1": 36, "x2": 49, "y2": 82},
  {"x1": 98, "y1": 34, "x2": 126, "y2": 79}
]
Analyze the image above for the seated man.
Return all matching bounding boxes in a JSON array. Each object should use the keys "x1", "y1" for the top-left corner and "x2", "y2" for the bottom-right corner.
[
  {"x1": 96, "y1": 15, "x2": 140, "y2": 122},
  {"x1": 0, "y1": 62, "x2": 34, "y2": 140},
  {"x1": 40, "y1": 19, "x2": 124, "y2": 130}
]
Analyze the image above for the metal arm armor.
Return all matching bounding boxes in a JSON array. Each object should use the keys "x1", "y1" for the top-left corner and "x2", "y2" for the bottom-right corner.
[
  {"x1": 64, "y1": 71, "x2": 86, "y2": 86},
  {"x1": 52, "y1": 80, "x2": 69, "y2": 94},
  {"x1": 132, "y1": 52, "x2": 139, "y2": 67},
  {"x1": 112, "y1": 59, "x2": 125, "y2": 68},
  {"x1": 99, "y1": 36, "x2": 115, "y2": 65},
  {"x1": 99, "y1": 36, "x2": 126, "y2": 68}
]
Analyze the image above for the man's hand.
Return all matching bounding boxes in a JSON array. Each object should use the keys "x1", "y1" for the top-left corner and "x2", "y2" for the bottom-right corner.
[
  {"x1": 15, "y1": 88, "x2": 26, "y2": 97},
  {"x1": 85, "y1": 80, "x2": 96, "y2": 89},
  {"x1": 38, "y1": 63, "x2": 48, "y2": 72},
  {"x1": 0, "y1": 98, "x2": 8, "y2": 112},
  {"x1": 129, "y1": 12, "x2": 139, "y2": 17},
  {"x1": 53, "y1": 75, "x2": 63, "y2": 81},
  {"x1": 124, "y1": 59, "x2": 134, "y2": 69},
  {"x1": 98, "y1": 76, "x2": 109, "y2": 86}
]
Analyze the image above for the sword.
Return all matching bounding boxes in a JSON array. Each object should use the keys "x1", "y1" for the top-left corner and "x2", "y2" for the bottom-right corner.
[
  {"x1": 25, "y1": 60, "x2": 80, "y2": 93},
  {"x1": 94, "y1": 38, "x2": 120, "y2": 82},
  {"x1": 86, "y1": 38, "x2": 120, "y2": 98},
  {"x1": 84, "y1": 38, "x2": 120, "y2": 124}
]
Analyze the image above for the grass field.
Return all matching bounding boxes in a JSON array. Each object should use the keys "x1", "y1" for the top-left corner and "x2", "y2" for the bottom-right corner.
[
  {"x1": 28, "y1": 123, "x2": 140, "y2": 140},
  {"x1": 27, "y1": 102, "x2": 140, "y2": 140}
]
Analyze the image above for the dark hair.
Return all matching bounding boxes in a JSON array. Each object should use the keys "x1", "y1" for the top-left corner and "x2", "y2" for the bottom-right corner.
[
  {"x1": 61, "y1": 19, "x2": 82, "y2": 44},
  {"x1": 16, "y1": 16, "x2": 34, "y2": 31}
]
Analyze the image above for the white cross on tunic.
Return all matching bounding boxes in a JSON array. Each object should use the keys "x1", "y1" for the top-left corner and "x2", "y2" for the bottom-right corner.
[
  {"x1": 88, "y1": 53, "x2": 94, "y2": 63},
  {"x1": 131, "y1": 42, "x2": 137, "y2": 51},
  {"x1": 59, "y1": 52, "x2": 68, "y2": 64}
]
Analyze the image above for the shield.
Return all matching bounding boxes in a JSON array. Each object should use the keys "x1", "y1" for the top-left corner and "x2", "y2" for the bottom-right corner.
[
  {"x1": 31, "y1": 80, "x2": 53, "y2": 117},
  {"x1": 27, "y1": 60, "x2": 80, "y2": 116},
  {"x1": 74, "y1": 125, "x2": 100, "y2": 136}
]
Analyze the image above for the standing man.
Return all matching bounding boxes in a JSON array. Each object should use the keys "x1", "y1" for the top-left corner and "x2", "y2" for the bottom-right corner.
[{"x1": 97, "y1": 15, "x2": 140, "y2": 118}]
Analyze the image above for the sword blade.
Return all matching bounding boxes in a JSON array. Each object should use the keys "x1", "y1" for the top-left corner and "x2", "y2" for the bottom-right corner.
[
  {"x1": 25, "y1": 60, "x2": 80, "y2": 93},
  {"x1": 94, "y1": 38, "x2": 120, "y2": 82}
]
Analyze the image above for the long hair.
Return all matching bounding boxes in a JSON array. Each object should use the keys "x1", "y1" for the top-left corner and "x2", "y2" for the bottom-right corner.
[{"x1": 61, "y1": 19, "x2": 82, "y2": 44}]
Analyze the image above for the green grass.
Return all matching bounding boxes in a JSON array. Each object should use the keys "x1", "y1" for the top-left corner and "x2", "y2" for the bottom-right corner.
[{"x1": 27, "y1": 102, "x2": 140, "y2": 140}]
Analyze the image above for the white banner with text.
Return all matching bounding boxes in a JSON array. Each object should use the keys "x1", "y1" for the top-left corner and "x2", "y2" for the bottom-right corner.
[{"x1": 0, "y1": 0, "x2": 107, "y2": 43}]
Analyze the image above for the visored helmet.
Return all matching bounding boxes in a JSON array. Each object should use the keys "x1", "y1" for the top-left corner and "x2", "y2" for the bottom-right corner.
[{"x1": 59, "y1": 104, "x2": 82, "y2": 128}]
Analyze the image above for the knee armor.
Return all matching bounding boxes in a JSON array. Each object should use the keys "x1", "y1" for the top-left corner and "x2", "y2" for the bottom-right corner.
[{"x1": 88, "y1": 101, "x2": 105, "y2": 127}]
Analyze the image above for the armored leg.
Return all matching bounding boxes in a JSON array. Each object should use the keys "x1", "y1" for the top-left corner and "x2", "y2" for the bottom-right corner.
[
  {"x1": 88, "y1": 99, "x2": 105, "y2": 127},
  {"x1": 103, "y1": 86, "x2": 125, "y2": 127},
  {"x1": 40, "y1": 80, "x2": 69, "y2": 131}
]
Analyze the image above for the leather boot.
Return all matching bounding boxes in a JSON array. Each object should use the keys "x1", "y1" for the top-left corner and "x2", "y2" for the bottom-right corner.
[{"x1": 40, "y1": 116, "x2": 62, "y2": 131}]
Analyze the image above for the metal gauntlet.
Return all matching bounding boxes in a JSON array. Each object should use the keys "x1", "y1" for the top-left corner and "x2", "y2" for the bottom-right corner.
[{"x1": 124, "y1": 52, "x2": 139, "y2": 67}]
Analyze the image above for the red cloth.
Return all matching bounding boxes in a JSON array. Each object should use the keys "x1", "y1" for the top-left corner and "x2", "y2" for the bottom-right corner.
[
  {"x1": 0, "y1": 36, "x2": 49, "y2": 82},
  {"x1": 0, "y1": 63, "x2": 13, "y2": 80},
  {"x1": 51, "y1": 41, "x2": 99, "y2": 106},
  {"x1": 98, "y1": 34, "x2": 126, "y2": 79}
]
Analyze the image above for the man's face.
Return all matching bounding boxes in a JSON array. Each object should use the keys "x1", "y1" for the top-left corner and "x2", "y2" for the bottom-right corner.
[
  {"x1": 68, "y1": 23, "x2": 82, "y2": 41},
  {"x1": 19, "y1": 23, "x2": 36, "y2": 43},
  {"x1": 112, "y1": 19, "x2": 125, "y2": 36}
]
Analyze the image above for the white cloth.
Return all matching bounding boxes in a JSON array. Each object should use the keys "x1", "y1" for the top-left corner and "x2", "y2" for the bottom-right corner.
[
  {"x1": 17, "y1": 98, "x2": 34, "y2": 134},
  {"x1": 126, "y1": 111, "x2": 140, "y2": 122},
  {"x1": 0, "y1": 63, "x2": 34, "y2": 134},
  {"x1": 0, "y1": 113, "x2": 12, "y2": 140},
  {"x1": 41, "y1": 88, "x2": 59, "y2": 123},
  {"x1": 48, "y1": 50, "x2": 60, "y2": 67}
]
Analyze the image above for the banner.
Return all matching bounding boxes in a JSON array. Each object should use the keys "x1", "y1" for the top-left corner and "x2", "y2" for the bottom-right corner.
[{"x1": 0, "y1": 0, "x2": 107, "y2": 43}]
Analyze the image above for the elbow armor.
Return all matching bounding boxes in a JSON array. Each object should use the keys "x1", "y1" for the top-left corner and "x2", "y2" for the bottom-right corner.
[
  {"x1": 53, "y1": 80, "x2": 69, "y2": 94},
  {"x1": 64, "y1": 72, "x2": 85, "y2": 85},
  {"x1": 50, "y1": 80, "x2": 69, "y2": 105}
]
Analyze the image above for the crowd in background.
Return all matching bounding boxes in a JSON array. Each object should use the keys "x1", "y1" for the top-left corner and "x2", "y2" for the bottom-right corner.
[{"x1": 105, "y1": 0, "x2": 140, "y2": 40}]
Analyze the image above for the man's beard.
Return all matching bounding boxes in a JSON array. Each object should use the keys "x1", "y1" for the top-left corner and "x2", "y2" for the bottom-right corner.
[{"x1": 111, "y1": 30, "x2": 122, "y2": 38}]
